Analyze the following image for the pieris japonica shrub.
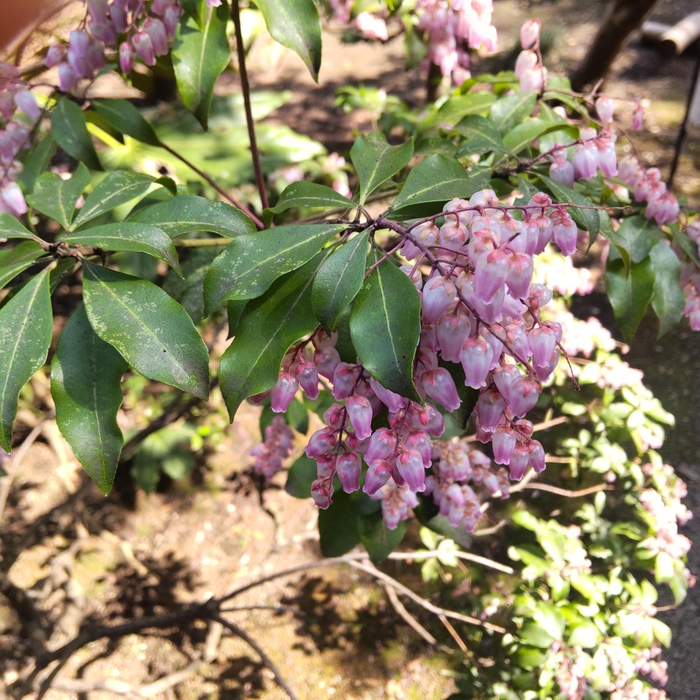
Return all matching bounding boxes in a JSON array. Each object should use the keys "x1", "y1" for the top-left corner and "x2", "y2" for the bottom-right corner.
[{"x1": 0, "y1": 1, "x2": 696, "y2": 697}]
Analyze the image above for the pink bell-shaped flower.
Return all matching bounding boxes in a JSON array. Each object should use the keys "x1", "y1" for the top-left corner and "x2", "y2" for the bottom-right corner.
[
  {"x1": 596, "y1": 96, "x2": 614, "y2": 123},
  {"x1": 553, "y1": 216, "x2": 578, "y2": 256},
  {"x1": 506, "y1": 251, "x2": 533, "y2": 299},
  {"x1": 133, "y1": 31, "x2": 156, "y2": 66},
  {"x1": 346, "y1": 394, "x2": 373, "y2": 440},
  {"x1": 437, "y1": 312, "x2": 471, "y2": 363},
  {"x1": 422, "y1": 276, "x2": 456, "y2": 324},
  {"x1": 528, "y1": 325, "x2": 557, "y2": 368},
  {"x1": 509, "y1": 443, "x2": 529, "y2": 480},
  {"x1": 403, "y1": 430, "x2": 432, "y2": 467},
  {"x1": 549, "y1": 159, "x2": 574, "y2": 188},
  {"x1": 475, "y1": 389, "x2": 506, "y2": 432},
  {"x1": 460, "y1": 337, "x2": 494, "y2": 389},
  {"x1": 311, "y1": 479, "x2": 333, "y2": 509},
  {"x1": 474, "y1": 248, "x2": 511, "y2": 302},
  {"x1": 492, "y1": 363, "x2": 521, "y2": 402},
  {"x1": 270, "y1": 372, "x2": 298, "y2": 413},
  {"x1": 305, "y1": 427, "x2": 336, "y2": 459},
  {"x1": 119, "y1": 42, "x2": 135, "y2": 74},
  {"x1": 363, "y1": 459, "x2": 393, "y2": 495},
  {"x1": 336, "y1": 452, "x2": 362, "y2": 493},
  {"x1": 295, "y1": 361, "x2": 319, "y2": 400},
  {"x1": 396, "y1": 450, "x2": 426, "y2": 492},
  {"x1": 572, "y1": 145, "x2": 598, "y2": 180},
  {"x1": 493, "y1": 425, "x2": 517, "y2": 465},
  {"x1": 365, "y1": 427, "x2": 397, "y2": 465},
  {"x1": 528, "y1": 440, "x2": 546, "y2": 473},
  {"x1": 508, "y1": 376, "x2": 540, "y2": 417},
  {"x1": 520, "y1": 19, "x2": 540, "y2": 48},
  {"x1": 421, "y1": 368, "x2": 461, "y2": 412}
]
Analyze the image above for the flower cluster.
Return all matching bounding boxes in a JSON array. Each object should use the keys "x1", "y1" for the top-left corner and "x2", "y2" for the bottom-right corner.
[
  {"x1": 618, "y1": 155, "x2": 679, "y2": 227},
  {"x1": 514, "y1": 20, "x2": 547, "y2": 93},
  {"x1": 0, "y1": 63, "x2": 43, "y2": 217},
  {"x1": 415, "y1": 0, "x2": 497, "y2": 84},
  {"x1": 249, "y1": 187, "x2": 593, "y2": 530},
  {"x1": 250, "y1": 416, "x2": 294, "y2": 479},
  {"x1": 328, "y1": 0, "x2": 389, "y2": 41},
  {"x1": 45, "y1": 0, "x2": 184, "y2": 91},
  {"x1": 681, "y1": 220, "x2": 700, "y2": 330}
]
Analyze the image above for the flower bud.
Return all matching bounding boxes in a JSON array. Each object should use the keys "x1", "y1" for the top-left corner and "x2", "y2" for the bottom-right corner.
[
  {"x1": 305, "y1": 428, "x2": 336, "y2": 459},
  {"x1": 476, "y1": 389, "x2": 506, "y2": 432},
  {"x1": 314, "y1": 345, "x2": 340, "y2": 380},
  {"x1": 421, "y1": 368, "x2": 461, "y2": 412},
  {"x1": 436, "y1": 312, "x2": 471, "y2": 363},
  {"x1": 509, "y1": 444, "x2": 529, "y2": 480},
  {"x1": 311, "y1": 478, "x2": 333, "y2": 509},
  {"x1": 336, "y1": 452, "x2": 362, "y2": 493},
  {"x1": 422, "y1": 276, "x2": 456, "y2": 324},
  {"x1": 58, "y1": 63, "x2": 79, "y2": 92},
  {"x1": 119, "y1": 42, "x2": 135, "y2": 74},
  {"x1": 346, "y1": 394, "x2": 373, "y2": 440},
  {"x1": 549, "y1": 159, "x2": 574, "y2": 188},
  {"x1": 520, "y1": 19, "x2": 540, "y2": 49},
  {"x1": 145, "y1": 18, "x2": 169, "y2": 57},
  {"x1": 365, "y1": 427, "x2": 397, "y2": 464},
  {"x1": 270, "y1": 372, "x2": 298, "y2": 413},
  {"x1": 572, "y1": 145, "x2": 598, "y2": 180},
  {"x1": 396, "y1": 450, "x2": 426, "y2": 492},
  {"x1": 45, "y1": 43, "x2": 67, "y2": 68},
  {"x1": 528, "y1": 325, "x2": 557, "y2": 368},
  {"x1": 133, "y1": 31, "x2": 156, "y2": 66},
  {"x1": 474, "y1": 248, "x2": 511, "y2": 302},
  {"x1": 331, "y1": 362, "x2": 358, "y2": 400},
  {"x1": 295, "y1": 361, "x2": 319, "y2": 400},
  {"x1": 363, "y1": 459, "x2": 392, "y2": 495},
  {"x1": 369, "y1": 377, "x2": 406, "y2": 413},
  {"x1": 595, "y1": 96, "x2": 614, "y2": 123},
  {"x1": 493, "y1": 425, "x2": 517, "y2": 464},
  {"x1": 460, "y1": 337, "x2": 493, "y2": 389}
]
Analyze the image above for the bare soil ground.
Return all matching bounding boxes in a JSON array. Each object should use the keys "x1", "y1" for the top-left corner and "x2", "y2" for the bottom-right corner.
[{"x1": 2, "y1": 1, "x2": 700, "y2": 698}]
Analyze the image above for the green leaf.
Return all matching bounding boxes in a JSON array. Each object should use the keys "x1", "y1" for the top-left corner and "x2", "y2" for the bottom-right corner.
[
  {"x1": 26, "y1": 164, "x2": 90, "y2": 230},
  {"x1": 266, "y1": 181, "x2": 357, "y2": 218},
  {"x1": 285, "y1": 454, "x2": 316, "y2": 498},
  {"x1": 454, "y1": 115, "x2": 507, "y2": 154},
  {"x1": 203, "y1": 222, "x2": 345, "y2": 313},
  {"x1": 0, "y1": 214, "x2": 43, "y2": 243},
  {"x1": 417, "y1": 93, "x2": 497, "y2": 133},
  {"x1": 318, "y1": 487, "x2": 361, "y2": 556},
  {"x1": 82, "y1": 261, "x2": 209, "y2": 398},
  {"x1": 567, "y1": 622, "x2": 602, "y2": 649},
  {"x1": 359, "y1": 512, "x2": 406, "y2": 563},
  {"x1": 254, "y1": 0, "x2": 322, "y2": 81},
  {"x1": 350, "y1": 257, "x2": 421, "y2": 400},
  {"x1": 605, "y1": 253, "x2": 655, "y2": 340},
  {"x1": 390, "y1": 154, "x2": 488, "y2": 218},
  {"x1": 0, "y1": 241, "x2": 47, "y2": 289},
  {"x1": 63, "y1": 223, "x2": 181, "y2": 273},
  {"x1": 537, "y1": 174, "x2": 600, "y2": 238},
  {"x1": 503, "y1": 119, "x2": 558, "y2": 154},
  {"x1": 172, "y1": 0, "x2": 231, "y2": 129},
  {"x1": 163, "y1": 246, "x2": 220, "y2": 320},
  {"x1": 51, "y1": 304, "x2": 127, "y2": 494},
  {"x1": 614, "y1": 215, "x2": 662, "y2": 264},
  {"x1": 286, "y1": 396, "x2": 309, "y2": 434},
  {"x1": 312, "y1": 231, "x2": 368, "y2": 331},
  {"x1": 219, "y1": 255, "x2": 322, "y2": 420},
  {"x1": 0, "y1": 268, "x2": 53, "y2": 451},
  {"x1": 227, "y1": 299, "x2": 247, "y2": 336},
  {"x1": 129, "y1": 195, "x2": 256, "y2": 237},
  {"x1": 51, "y1": 98, "x2": 102, "y2": 171},
  {"x1": 72, "y1": 171, "x2": 154, "y2": 229},
  {"x1": 350, "y1": 132, "x2": 414, "y2": 205},
  {"x1": 489, "y1": 91, "x2": 537, "y2": 134},
  {"x1": 17, "y1": 134, "x2": 56, "y2": 194},
  {"x1": 91, "y1": 99, "x2": 162, "y2": 146},
  {"x1": 649, "y1": 240, "x2": 685, "y2": 337},
  {"x1": 519, "y1": 621, "x2": 555, "y2": 648}
]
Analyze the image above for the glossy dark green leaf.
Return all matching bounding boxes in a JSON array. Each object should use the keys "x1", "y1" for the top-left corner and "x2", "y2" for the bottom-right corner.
[
  {"x1": 129, "y1": 195, "x2": 256, "y2": 237},
  {"x1": 219, "y1": 255, "x2": 322, "y2": 420},
  {"x1": 26, "y1": 164, "x2": 90, "y2": 230},
  {"x1": 417, "y1": 93, "x2": 496, "y2": 133},
  {"x1": 390, "y1": 155, "x2": 488, "y2": 218},
  {"x1": 537, "y1": 174, "x2": 600, "y2": 239},
  {"x1": 350, "y1": 258, "x2": 421, "y2": 400},
  {"x1": 0, "y1": 268, "x2": 52, "y2": 451},
  {"x1": 614, "y1": 215, "x2": 663, "y2": 264},
  {"x1": 17, "y1": 134, "x2": 56, "y2": 194},
  {"x1": 203, "y1": 222, "x2": 345, "y2": 313},
  {"x1": 503, "y1": 119, "x2": 559, "y2": 154},
  {"x1": 605, "y1": 253, "x2": 655, "y2": 340},
  {"x1": 285, "y1": 454, "x2": 317, "y2": 498},
  {"x1": 0, "y1": 214, "x2": 43, "y2": 242},
  {"x1": 0, "y1": 241, "x2": 46, "y2": 289},
  {"x1": 172, "y1": 0, "x2": 231, "y2": 129},
  {"x1": 649, "y1": 241, "x2": 685, "y2": 337},
  {"x1": 350, "y1": 133, "x2": 414, "y2": 205},
  {"x1": 312, "y1": 232, "x2": 368, "y2": 331},
  {"x1": 286, "y1": 396, "x2": 309, "y2": 434},
  {"x1": 226, "y1": 299, "x2": 247, "y2": 337},
  {"x1": 266, "y1": 181, "x2": 357, "y2": 217},
  {"x1": 51, "y1": 304, "x2": 127, "y2": 494},
  {"x1": 82, "y1": 261, "x2": 209, "y2": 398},
  {"x1": 359, "y1": 512, "x2": 406, "y2": 563},
  {"x1": 489, "y1": 91, "x2": 537, "y2": 134},
  {"x1": 255, "y1": 0, "x2": 322, "y2": 80},
  {"x1": 454, "y1": 114, "x2": 507, "y2": 154},
  {"x1": 318, "y1": 487, "x2": 361, "y2": 557},
  {"x1": 92, "y1": 99, "x2": 162, "y2": 147},
  {"x1": 164, "y1": 246, "x2": 221, "y2": 320},
  {"x1": 51, "y1": 98, "x2": 102, "y2": 171},
  {"x1": 63, "y1": 223, "x2": 180, "y2": 273},
  {"x1": 72, "y1": 171, "x2": 154, "y2": 229}
]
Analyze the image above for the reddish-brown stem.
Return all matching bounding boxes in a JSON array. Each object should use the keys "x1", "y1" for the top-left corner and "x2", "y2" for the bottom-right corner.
[
  {"x1": 231, "y1": 0, "x2": 269, "y2": 212},
  {"x1": 160, "y1": 143, "x2": 264, "y2": 229}
]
